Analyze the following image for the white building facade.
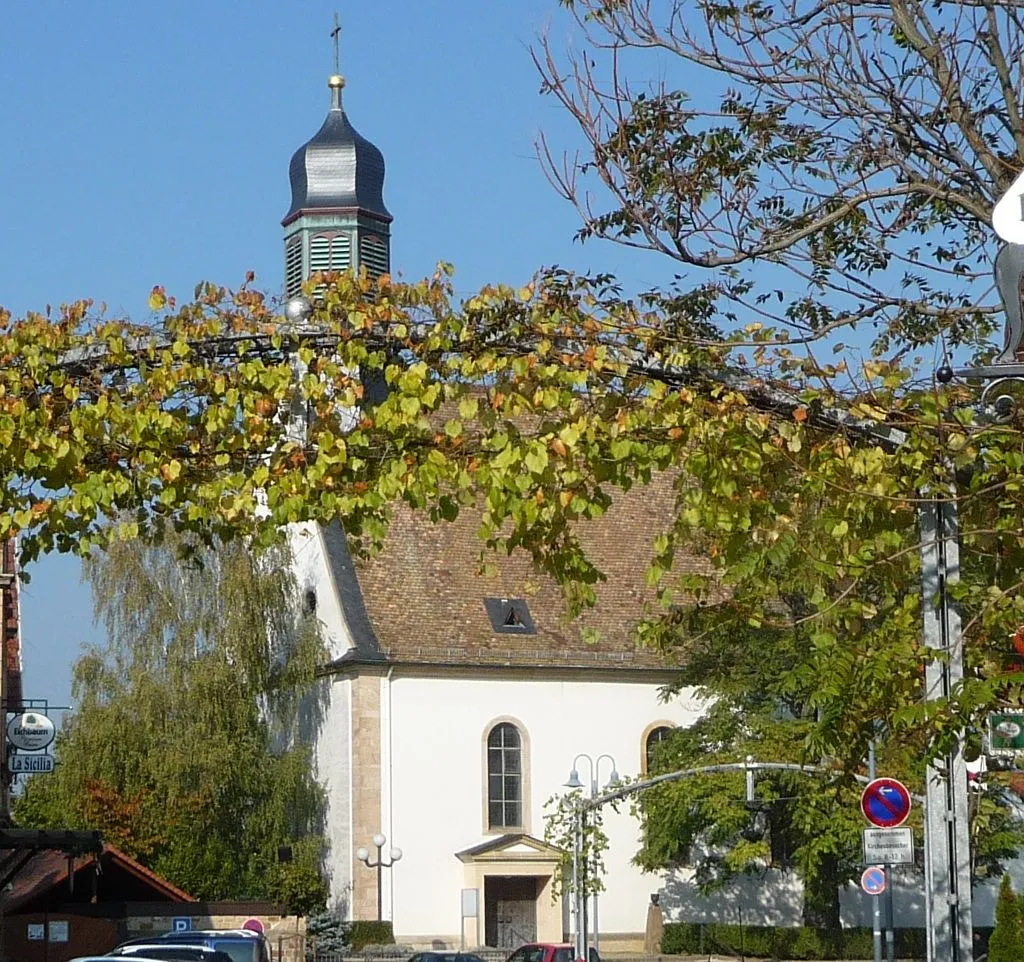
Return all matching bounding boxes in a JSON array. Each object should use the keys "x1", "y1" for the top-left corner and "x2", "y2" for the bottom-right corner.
[{"x1": 279, "y1": 74, "x2": 705, "y2": 948}]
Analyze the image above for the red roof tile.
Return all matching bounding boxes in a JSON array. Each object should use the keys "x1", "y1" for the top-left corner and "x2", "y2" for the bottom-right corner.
[{"x1": 0, "y1": 844, "x2": 194, "y2": 912}]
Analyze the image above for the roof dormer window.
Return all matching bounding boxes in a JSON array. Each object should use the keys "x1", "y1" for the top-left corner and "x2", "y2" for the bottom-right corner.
[{"x1": 484, "y1": 598, "x2": 536, "y2": 635}]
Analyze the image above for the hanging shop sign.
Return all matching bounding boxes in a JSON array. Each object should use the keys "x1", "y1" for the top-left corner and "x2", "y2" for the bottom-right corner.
[{"x1": 6, "y1": 712, "x2": 55, "y2": 751}]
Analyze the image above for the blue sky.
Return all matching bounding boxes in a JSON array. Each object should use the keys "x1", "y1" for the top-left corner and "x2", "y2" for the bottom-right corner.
[{"x1": 0, "y1": 3, "x2": 676, "y2": 710}]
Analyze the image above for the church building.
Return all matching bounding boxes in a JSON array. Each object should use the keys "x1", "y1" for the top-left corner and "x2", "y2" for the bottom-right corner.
[{"x1": 281, "y1": 70, "x2": 703, "y2": 951}]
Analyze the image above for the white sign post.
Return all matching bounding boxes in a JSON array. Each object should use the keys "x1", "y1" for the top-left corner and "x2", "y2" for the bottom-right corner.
[{"x1": 460, "y1": 888, "x2": 479, "y2": 951}]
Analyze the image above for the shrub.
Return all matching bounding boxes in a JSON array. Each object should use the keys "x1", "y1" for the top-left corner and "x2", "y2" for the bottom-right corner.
[
  {"x1": 989, "y1": 875, "x2": 1024, "y2": 962},
  {"x1": 306, "y1": 911, "x2": 350, "y2": 958},
  {"x1": 348, "y1": 921, "x2": 395, "y2": 951},
  {"x1": 661, "y1": 923, "x2": 927, "y2": 959}
]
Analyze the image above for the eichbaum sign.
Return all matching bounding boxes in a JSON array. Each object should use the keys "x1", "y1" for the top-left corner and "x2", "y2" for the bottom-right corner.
[
  {"x1": 6, "y1": 713, "x2": 55, "y2": 751},
  {"x1": 988, "y1": 712, "x2": 1024, "y2": 755}
]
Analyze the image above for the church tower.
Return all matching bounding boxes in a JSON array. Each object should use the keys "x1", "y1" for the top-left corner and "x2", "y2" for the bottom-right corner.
[{"x1": 282, "y1": 72, "x2": 392, "y2": 297}]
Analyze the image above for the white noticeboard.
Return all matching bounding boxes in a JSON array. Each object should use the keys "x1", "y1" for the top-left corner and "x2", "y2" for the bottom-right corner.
[
  {"x1": 48, "y1": 920, "x2": 69, "y2": 943},
  {"x1": 863, "y1": 827, "x2": 914, "y2": 865},
  {"x1": 27, "y1": 924, "x2": 44, "y2": 941},
  {"x1": 461, "y1": 888, "x2": 479, "y2": 918}
]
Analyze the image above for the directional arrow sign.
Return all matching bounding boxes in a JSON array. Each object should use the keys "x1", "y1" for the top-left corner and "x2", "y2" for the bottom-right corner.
[{"x1": 861, "y1": 777, "x2": 912, "y2": 828}]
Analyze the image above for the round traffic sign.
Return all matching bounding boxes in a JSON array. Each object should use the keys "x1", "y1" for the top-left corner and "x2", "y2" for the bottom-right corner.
[
  {"x1": 861, "y1": 866, "x2": 886, "y2": 895},
  {"x1": 242, "y1": 919, "x2": 264, "y2": 934},
  {"x1": 861, "y1": 777, "x2": 912, "y2": 828}
]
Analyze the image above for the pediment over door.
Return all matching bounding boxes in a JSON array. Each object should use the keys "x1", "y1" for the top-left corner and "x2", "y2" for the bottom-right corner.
[{"x1": 456, "y1": 833, "x2": 563, "y2": 864}]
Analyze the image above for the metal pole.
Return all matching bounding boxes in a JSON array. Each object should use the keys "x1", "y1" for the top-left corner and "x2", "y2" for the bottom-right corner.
[
  {"x1": 923, "y1": 801, "x2": 934, "y2": 962},
  {"x1": 868, "y1": 741, "x2": 882, "y2": 962},
  {"x1": 920, "y1": 499, "x2": 973, "y2": 962},
  {"x1": 573, "y1": 808, "x2": 583, "y2": 960},
  {"x1": 0, "y1": 564, "x2": 13, "y2": 826},
  {"x1": 581, "y1": 809, "x2": 589, "y2": 962},
  {"x1": 884, "y1": 867, "x2": 895, "y2": 962},
  {"x1": 376, "y1": 846, "x2": 383, "y2": 923},
  {"x1": 591, "y1": 780, "x2": 599, "y2": 956}
]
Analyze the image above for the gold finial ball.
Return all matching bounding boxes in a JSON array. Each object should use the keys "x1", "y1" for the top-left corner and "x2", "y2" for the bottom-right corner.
[{"x1": 328, "y1": 74, "x2": 346, "y2": 89}]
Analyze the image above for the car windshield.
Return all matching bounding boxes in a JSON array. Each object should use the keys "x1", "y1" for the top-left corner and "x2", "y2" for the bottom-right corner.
[
  {"x1": 112, "y1": 951, "x2": 211, "y2": 961},
  {"x1": 507, "y1": 949, "x2": 546, "y2": 962},
  {"x1": 112, "y1": 949, "x2": 233, "y2": 962},
  {"x1": 211, "y1": 942, "x2": 258, "y2": 962}
]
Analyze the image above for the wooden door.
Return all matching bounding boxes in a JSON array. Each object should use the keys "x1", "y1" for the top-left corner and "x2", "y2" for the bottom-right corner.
[
  {"x1": 484, "y1": 876, "x2": 538, "y2": 947},
  {"x1": 496, "y1": 896, "x2": 536, "y2": 947}
]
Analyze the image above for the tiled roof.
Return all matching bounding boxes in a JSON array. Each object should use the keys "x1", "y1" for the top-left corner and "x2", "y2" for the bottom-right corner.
[
  {"x1": 331, "y1": 471, "x2": 709, "y2": 671},
  {"x1": 0, "y1": 844, "x2": 194, "y2": 912}
]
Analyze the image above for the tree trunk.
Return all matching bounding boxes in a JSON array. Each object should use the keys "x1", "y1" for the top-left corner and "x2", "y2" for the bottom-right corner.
[{"x1": 802, "y1": 853, "x2": 842, "y2": 931}]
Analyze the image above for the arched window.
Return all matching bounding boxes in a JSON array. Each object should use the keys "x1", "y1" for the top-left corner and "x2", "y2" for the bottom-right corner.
[
  {"x1": 487, "y1": 722, "x2": 522, "y2": 829},
  {"x1": 644, "y1": 725, "x2": 673, "y2": 773}
]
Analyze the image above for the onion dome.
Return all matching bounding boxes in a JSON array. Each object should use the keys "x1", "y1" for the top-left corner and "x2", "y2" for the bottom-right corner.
[{"x1": 283, "y1": 76, "x2": 391, "y2": 224}]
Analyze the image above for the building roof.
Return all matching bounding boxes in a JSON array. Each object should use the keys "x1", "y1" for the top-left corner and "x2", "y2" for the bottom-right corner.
[
  {"x1": 0, "y1": 844, "x2": 194, "y2": 912},
  {"x1": 283, "y1": 76, "x2": 391, "y2": 226},
  {"x1": 325, "y1": 471, "x2": 708, "y2": 672}
]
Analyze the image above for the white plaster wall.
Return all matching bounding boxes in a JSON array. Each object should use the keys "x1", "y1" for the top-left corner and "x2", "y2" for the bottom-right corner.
[
  {"x1": 288, "y1": 522, "x2": 353, "y2": 660},
  {"x1": 316, "y1": 675, "x2": 354, "y2": 913},
  {"x1": 664, "y1": 852, "x2": 1024, "y2": 931},
  {"x1": 290, "y1": 522, "x2": 358, "y2": 912},
  {"x1": 381, "y1": 674, "x2": 704, "y2": 941}
]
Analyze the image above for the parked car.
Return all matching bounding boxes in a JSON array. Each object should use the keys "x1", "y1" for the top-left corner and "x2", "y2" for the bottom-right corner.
[
  {"x1": 407, "y1": 954, "x2": 485, "y2": 962},
  {"x1": 109, "y1": 943, "x2": 236, "y2": 962},
  {"x1": 75, "y1": 957, "x2": 167, "y2": 962},
  {"x1": 118, "y1": 931, "x2": 271, "y2": 962},
  {"x1": 504, "y1": 944, "x2": 599, "y2": 962}
]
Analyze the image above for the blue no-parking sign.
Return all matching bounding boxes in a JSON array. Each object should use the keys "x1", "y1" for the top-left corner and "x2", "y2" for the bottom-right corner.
[
  {"x1": 171, "y1": 918, "x2": 192, "y2": 933},
  {"x1": 861, "y1": 866, "x2": 887, "y2": 896},
  {"x1": 860, "y1": 777, "x2": 912, "y2": 828}
]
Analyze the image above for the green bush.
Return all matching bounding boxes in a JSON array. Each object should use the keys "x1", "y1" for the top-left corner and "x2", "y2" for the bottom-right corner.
[
  {"x1": 305, "y1": 911, "x2": 350, "y2": 958},
  {"x1": 989, "y1": 875, "x2": 1024, "y2": 962},
  {"x1": 348, "y1": 921, "x2": 394, "y2": 951},
  {"x1": 661, "y1": 923, "x2": 927, "y2": 959}
]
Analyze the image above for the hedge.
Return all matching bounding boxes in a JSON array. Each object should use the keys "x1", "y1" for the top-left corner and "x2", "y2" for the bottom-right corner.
[
  {"x1": 661, "y1": 923, "x2": 928, "y2": 959},
  {"x1": 348, "y1": 921, "x2": 395, "y2": 951}
]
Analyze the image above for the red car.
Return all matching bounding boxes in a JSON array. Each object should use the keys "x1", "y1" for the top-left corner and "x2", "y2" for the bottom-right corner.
[{"x1": 505, "y1": 945, "x2": 599, "y2": 962}]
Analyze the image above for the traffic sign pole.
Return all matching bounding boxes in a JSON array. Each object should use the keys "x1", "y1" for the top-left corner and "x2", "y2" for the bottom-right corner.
[
  {"x1": 884, "y1": 869, "x2": 895, "y2": 962},
  {"x1": 920, "y1": 501, "x2": 973, "y2": 962},
  {"x1": 868, "y1": 744, "x2": 882, "y2": 962}
]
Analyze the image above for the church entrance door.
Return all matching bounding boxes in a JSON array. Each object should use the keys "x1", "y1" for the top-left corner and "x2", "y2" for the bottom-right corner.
[{"x1": 484, "y1": 875, "x2": 539, "y2": 948}]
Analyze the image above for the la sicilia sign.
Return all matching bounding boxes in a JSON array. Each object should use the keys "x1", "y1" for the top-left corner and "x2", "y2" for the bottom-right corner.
[{"x1": 6, "y1": 713, "x2": 55, "y2": 751}]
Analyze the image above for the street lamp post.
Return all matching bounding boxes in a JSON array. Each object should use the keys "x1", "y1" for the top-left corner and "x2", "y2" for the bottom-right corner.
[
  {"x1": 565, "y1": 753, "x2": 620, "y2": 959},
  {"x1": 356, "y1": 833, "x2": 403, "y2": 923}
]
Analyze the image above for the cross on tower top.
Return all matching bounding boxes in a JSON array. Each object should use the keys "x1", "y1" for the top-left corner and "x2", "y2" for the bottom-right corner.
[{"x1": 330, "y1": 12, "x2": 341, "y2": 76}]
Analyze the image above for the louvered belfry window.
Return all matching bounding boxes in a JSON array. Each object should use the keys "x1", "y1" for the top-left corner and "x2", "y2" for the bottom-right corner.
[
  {"x1": 309, "y1": 231, "x2": 352, "y2": 275},
  {"x1": 487, "y1": 722, "x2": 522, "y2": 829},
  {"x1": 285, "y1": 236, "x2": 303, "y2": 298},
  {"x1": 359, "y1": 233, "x2": 389, "y2": 279}
]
